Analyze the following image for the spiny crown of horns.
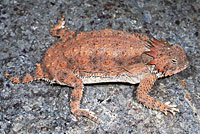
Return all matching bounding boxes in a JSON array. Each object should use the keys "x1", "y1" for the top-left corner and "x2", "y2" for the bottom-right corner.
[{"x1": 145, "y1": 37, "x2": 173, "y2": 73}]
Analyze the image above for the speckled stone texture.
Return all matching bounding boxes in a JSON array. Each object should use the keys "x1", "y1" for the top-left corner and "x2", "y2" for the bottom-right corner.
[{"x1": 0, "y1": 0, "x2": 199, "y2": 133}]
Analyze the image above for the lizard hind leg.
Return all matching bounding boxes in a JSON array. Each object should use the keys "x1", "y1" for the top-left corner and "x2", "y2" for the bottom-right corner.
[
  {"x1": 50, "y1": 14, "x2": 66, "y2": 37},
  {"x1": 54, "y1": 69, "x2": 98, "y2": 123},
  {"x1": 49, "y1": 14, "x2": 75, "y2": 41}
]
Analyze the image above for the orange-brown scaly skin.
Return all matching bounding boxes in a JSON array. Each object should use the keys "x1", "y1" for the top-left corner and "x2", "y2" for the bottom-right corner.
[{"x1": 5, "y1": 15, "x2": 189, "y2": 123}]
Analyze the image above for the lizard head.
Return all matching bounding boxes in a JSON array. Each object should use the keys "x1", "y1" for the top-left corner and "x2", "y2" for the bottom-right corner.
[{"x1": 146, "y1": 38, "x2": 189, "y2": 76}]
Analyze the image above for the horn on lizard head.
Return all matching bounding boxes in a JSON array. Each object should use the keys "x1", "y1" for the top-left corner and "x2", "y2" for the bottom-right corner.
[{"x1": 146, "y1": 38, "x2": 171, "y2": 73}]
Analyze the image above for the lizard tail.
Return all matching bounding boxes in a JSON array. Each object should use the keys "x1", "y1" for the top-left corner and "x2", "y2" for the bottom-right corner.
[{"x1": 4, "y1": 64, "x2": 44, "y2": 83}]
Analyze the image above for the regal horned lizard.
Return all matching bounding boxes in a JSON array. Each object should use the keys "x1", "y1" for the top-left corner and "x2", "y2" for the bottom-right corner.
[{"x1": 5, "y1": 15, "x2": 189, "y2": 122}]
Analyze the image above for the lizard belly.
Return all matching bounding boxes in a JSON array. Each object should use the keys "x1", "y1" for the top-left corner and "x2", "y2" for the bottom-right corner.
[{"x1": 81, "y1": 73, "x2": 145, "y2": 84}]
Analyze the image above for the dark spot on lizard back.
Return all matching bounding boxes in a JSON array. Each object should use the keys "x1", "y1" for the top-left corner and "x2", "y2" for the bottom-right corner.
[
  {"x1": 90, "y1": 57, "x2": 98, "y2": 64},
  {"x1": 68, "y1": 58, "x2": 74, "y2": 64}
]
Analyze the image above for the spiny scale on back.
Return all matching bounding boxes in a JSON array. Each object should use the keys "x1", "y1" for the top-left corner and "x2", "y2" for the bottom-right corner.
[{"x1": 4, "y1": 14, "x2": 189, "y2": 123}]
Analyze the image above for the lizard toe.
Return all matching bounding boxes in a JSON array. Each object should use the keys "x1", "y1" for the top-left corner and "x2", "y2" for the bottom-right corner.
[
  {"x1": 163, "y1": 102, "x2": 180, "y2": 115},
  {"x1": 72, "y1": 109, "x2": 99, "y2": 124}
]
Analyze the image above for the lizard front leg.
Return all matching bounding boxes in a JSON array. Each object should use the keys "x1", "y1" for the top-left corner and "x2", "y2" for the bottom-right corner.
[
  {"x1": 54, "y1": 69, "x2": 98, "y2": 123},
  {"x1": 136, "y1": 73, "x2": 179, "y2": 115}
]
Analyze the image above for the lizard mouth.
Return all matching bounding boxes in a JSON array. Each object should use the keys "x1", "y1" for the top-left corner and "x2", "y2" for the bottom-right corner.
[{"x1": 165, "y1": 60, "x2": 189, "y2": 77}]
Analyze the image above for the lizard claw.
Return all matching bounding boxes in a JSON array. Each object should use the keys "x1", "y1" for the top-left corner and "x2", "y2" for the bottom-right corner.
[
  {"x1": 163, "y1": 102, "x2": 180, "y2": 115},
  {"x1": 72, "y1": 109, "x2": 99, "y2": 124}
]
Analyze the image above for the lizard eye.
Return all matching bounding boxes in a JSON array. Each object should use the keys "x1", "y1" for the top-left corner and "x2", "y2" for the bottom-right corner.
[{"x1": 171, "y1": 59, "x2": 177, "y2": 64}]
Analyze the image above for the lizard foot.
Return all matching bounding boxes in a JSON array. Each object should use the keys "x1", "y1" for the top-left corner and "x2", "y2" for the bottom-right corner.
[
  {"x1": 72, "y1": 109, "x2": 99, "y2": 124},
  {"x1": 162, "y1": 102, "x2": 180, "y2": 115}
]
